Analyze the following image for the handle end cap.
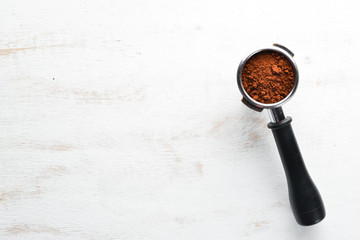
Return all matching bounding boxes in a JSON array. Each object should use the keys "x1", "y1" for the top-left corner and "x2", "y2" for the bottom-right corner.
[{"x1": 296, "y1": 207, "x2": 326, "y2": 226}]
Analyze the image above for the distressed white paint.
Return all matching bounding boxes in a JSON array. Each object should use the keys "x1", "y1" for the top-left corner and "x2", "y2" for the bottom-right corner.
[{"x1": 1, "y1": 0, "x2": 360, "y2": 239}]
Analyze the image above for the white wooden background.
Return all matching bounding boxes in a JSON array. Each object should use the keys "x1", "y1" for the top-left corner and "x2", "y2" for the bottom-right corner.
[{"x1": 1, "y1": 0, "x2": 360, "y2": 239}]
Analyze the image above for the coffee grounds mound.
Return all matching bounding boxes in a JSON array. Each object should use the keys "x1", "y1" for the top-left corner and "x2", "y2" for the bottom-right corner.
[{"x1": 241, "y1": 51, "x2": 295, "y2": 104}]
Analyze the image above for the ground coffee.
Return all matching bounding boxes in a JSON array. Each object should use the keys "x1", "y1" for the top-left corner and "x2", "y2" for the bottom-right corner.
[{"x1": 241, "y1": 51, "x2": 295, "y2": 104}]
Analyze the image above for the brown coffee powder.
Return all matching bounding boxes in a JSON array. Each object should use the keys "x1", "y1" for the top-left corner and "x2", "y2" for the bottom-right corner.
[{"x1": 241, "y1": 51, "x2": 295, "y2": 104}]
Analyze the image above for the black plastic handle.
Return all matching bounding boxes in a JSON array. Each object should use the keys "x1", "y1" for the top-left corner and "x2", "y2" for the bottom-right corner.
[{"x1": 268, "y1": 117, "x2": 325, "y2": 226}]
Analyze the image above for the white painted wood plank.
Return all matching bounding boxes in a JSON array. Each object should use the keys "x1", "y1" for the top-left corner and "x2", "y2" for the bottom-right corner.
[{"x1": 1, "y1": 0, "x2": 360, "y2": 239}]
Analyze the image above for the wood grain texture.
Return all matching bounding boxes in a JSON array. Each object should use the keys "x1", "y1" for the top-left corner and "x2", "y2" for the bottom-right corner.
[{"x1": 1, "y1": 0, "x2": 360, "y2": 239}]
